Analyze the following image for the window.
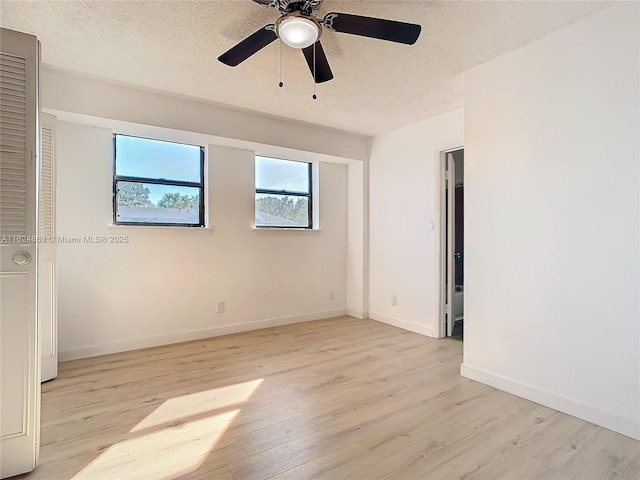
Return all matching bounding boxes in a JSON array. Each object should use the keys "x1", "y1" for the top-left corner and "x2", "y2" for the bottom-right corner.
[
  {"x1": 255, "y1": 156, "x2": 312, "y2": 228},
  {"x1": 113, "y1": 135, "x2": 205, "y2": 227}
]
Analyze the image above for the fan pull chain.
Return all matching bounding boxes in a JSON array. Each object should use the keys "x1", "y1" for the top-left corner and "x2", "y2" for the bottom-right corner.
[
  {"x1": 278, "y1": 39, "x2": 283, "y2": 88},
  {"x1": 312, "y1": 42, "x2": 317, "y2": 100}
]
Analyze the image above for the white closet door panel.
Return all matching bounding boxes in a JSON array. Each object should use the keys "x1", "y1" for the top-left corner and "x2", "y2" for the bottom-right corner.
[{"x1": 0, "y1": 27, "x2": 40, "y2": 479}]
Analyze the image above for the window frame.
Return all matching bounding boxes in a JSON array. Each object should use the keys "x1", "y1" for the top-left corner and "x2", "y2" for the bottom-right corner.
[
  {"x1": 112, "y1": 134, "x2": 206, "y2": 228},
  {"x1": 255, "y1": 157, "x2": 313, "y2": 229}
]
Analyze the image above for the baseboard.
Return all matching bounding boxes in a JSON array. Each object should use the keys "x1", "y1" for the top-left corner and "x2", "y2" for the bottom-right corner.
[
  {"x1": 368, "y1": 311, "x2": 435, "y2": 337},
  {"x1": 347, "y1": 309, "x2": 369, "y2": 319},
  {"x1": 59, "y1": 308, "x2": 348, "y2": 361},
  {"x1": 460, "y1": 363, "x2": 640, "y2": 441}
]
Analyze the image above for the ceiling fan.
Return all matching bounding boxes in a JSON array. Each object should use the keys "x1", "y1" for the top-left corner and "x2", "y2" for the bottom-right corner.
[{"x1": 218, "y1": 0, "x2": 422, "y2": 84}]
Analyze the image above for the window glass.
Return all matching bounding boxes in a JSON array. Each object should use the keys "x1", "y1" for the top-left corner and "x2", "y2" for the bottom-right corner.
[
  {"x1": 116, "y1": 182, "x2": 201, "y2": 225},
  {"x1": 255, "y1": 157, "x2": 312, "y2": 228},
  {"x1": 256, "y1": 193, "x2": 310, "y2": 227},
  {"x1": 256, "y1": 156, "x2": 310, "y2": 193},
  {"x1": 114, "y1": 135, "x2": 204, "y2": 226},
  {"x1": 115, "y1": 135, "x2": 201, "y2": 182}
]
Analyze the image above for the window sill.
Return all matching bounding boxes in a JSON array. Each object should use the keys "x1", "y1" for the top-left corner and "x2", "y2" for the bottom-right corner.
[
  {"x1": 252, "y1": 227, "x2": 321, "y2": 235},
  {"x1": 109, "y1": 225, "x2": 213, "y2": 235}
]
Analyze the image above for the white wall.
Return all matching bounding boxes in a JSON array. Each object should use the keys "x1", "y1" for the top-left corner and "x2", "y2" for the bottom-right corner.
[
  {"x1": 368, "y1": 109, "x2": 464, "y2": 336},
  {"x1": 347, "y1": 161, "x2": 368, "y2": 318},
  {"x1": 41, "y1": 67, "x2": 368, "y2": 163},
  {"x1": 462, "y1": 3, "x2": 639, "y2": 439},
  {"x1": 56, "y1": 121, "x2": 348, "y2": 360}
]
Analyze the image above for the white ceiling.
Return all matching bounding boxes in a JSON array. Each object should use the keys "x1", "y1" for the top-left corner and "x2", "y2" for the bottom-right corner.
[{"x1": 1, "y1": 1, "x2": 612, "y2": 136}]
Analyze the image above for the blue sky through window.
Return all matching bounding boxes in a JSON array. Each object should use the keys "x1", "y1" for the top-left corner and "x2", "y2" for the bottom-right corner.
[
  {"x1": 115, "y1": 135, "x2": 201, "y2": 185},
  {"x1": 256, "y1": 156, "x2": 309, "y2": 193}
]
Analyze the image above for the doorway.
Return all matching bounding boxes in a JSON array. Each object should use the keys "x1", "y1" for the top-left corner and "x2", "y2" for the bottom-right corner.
[{"x1": 440, "y1": 148, "x2": 464, "y2": 340}]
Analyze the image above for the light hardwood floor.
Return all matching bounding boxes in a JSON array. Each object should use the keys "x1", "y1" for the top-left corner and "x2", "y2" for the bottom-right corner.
[{"x1": 19, "y1": 316, "x2": 639, "y2": 480}]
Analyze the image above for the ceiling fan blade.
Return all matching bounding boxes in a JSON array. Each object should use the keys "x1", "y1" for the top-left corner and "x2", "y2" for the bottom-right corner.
[
  {"x1": 251, "y1": 0, "x2": 277, "y2": 7},
  {"x1": 251, "y1": 0, "x2": 326, "y2": 14},
  {"x1": 218, "y1": 25, "x2": 277, "y2": 67},
  {"x1": 323, "y1": 12, "x2": 421, "y2": 45},
  {"x1": 302, "y1": 41, "x2": 334, "y2": 83},
  {"x1": 303, "y1": 0, "x2": 326, "y2": 16}
]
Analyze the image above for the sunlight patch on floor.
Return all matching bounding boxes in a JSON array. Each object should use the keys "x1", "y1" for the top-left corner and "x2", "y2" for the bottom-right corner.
[
  {"x1": 72, "y1": 409, "x2": 239, "y2": 480},
  {"x1": 72, "y1": 379, "x2": 263, "y2": 479},
  {"x1": 131, "y1": 379, "x2": 263, "y2": 433}
]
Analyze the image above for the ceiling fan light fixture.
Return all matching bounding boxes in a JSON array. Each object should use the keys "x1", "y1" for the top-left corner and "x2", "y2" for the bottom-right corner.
[{"x1": 277, "y1": 16, "x2": 319, "y2": 49}]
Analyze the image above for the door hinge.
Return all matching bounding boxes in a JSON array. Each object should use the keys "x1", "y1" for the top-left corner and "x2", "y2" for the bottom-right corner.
[{"x1": 444, "y1": 170, "x2": 449, "y2": 180}]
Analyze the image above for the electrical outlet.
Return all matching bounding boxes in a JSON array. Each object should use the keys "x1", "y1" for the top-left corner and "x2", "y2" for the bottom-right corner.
[
  {"x1": 217, "y1": 301, "x2": 225, "y2": 313},
  {"x1": 391, "y1": 295, "x2": 398, "y2": 306},
  {"x1": 329, "y1": 290, "x2": 335, "y2": 300}
]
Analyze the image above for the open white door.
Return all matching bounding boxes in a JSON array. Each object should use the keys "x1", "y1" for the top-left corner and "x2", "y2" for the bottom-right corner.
[
  {"x1": 0, "y1": 28, "x2": 41, "y2": 478},
  {"x1": 39, "y1": 113, "x2": 57, "y2": 382},
  {"x1": 446, "y1": 152, "x2": 456, "y2": 336}
]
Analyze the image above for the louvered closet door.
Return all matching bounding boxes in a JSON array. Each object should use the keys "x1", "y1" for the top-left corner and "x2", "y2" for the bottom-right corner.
[
  {"x1": 0, "y1": 28, "x2": 40, "y2": 479},
  {"x1": 40, "y1": 113, "x2": 57, "y2": 382}
]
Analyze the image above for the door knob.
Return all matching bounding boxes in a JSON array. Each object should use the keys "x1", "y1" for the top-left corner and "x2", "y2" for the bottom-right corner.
[{"x1": 12, "y1": 251, "x2": 32, "y2": 265}]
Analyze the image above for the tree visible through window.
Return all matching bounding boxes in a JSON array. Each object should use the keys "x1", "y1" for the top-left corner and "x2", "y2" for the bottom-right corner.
[
  {"x1": 255, "y1": 157, "x2": 312, "y2": 228},
  {"x1": 113, "y1": 135, "x2": 205, "y2": 226}
]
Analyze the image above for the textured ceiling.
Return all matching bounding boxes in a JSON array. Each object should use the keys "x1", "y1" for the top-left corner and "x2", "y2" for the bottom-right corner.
[{"x1": 1, "y1": 1, "x2": 612, "y2": 136}]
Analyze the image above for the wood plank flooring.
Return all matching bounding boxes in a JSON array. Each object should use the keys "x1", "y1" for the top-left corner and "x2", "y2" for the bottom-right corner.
[{"x1": 18, "y1": 316, "x2": 639, "y2": 479}]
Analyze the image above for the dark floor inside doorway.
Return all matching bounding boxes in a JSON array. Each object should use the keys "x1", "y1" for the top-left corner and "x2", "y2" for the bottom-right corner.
[{"x1": 451, "y1": 319, "x2": 463, "y2": 341}]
